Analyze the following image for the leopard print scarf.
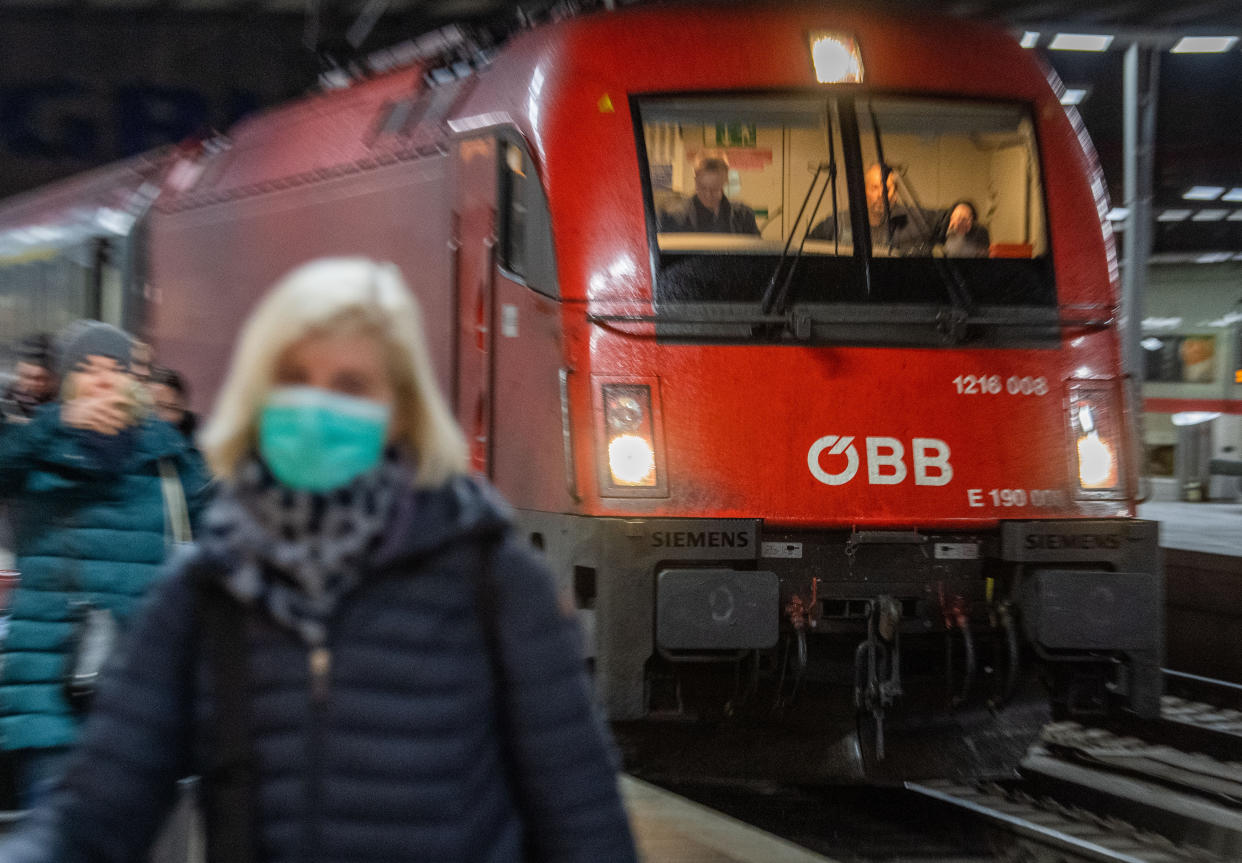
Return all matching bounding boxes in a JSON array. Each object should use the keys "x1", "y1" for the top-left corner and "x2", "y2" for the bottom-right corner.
[{"x1": 199, "y1": 452, "x2": 407, "y2": 646}]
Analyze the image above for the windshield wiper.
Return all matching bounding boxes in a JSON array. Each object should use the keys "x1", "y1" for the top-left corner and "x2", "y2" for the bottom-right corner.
[
  {"x1": 760, "y1": 102, "x2": 840, "y2": 319},
  {"x1": 759, "y1": 162, "x2": 832, "y2": 315},
  {"x1": 868, "y1": 106, "x2": 974, "y2": 322}
]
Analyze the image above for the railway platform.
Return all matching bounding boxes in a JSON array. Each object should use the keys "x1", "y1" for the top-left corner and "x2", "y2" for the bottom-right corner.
[
  {"x1": 0, "y1": 776, "x2": 839, "y2": 863},
  {"x1": 1138, "y1": 502, "x2": 1242, "y2": 683},
  {"x1": 622, "y1": 776, "x2": 839, "y2": 862}
]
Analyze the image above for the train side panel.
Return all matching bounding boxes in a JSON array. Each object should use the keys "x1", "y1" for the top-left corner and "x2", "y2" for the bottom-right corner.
[{"x1": 150, "y1": 158, "x2": 454, "y2": 414}]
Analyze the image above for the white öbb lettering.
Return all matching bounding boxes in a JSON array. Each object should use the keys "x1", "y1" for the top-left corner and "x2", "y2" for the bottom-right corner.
[{"x1": 807, "y1": 436, "x2": 953, "y2": 487}]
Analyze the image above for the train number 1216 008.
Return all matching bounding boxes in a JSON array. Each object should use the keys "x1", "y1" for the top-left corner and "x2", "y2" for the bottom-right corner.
[{"x1": 953, "y1": 375, "x2": 1048, "y2": 396}]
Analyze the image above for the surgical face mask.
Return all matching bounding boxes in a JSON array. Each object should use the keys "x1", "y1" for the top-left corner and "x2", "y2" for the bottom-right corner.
[{"x1": 258, "y1": 387, "x2": 392, "y2": 492}]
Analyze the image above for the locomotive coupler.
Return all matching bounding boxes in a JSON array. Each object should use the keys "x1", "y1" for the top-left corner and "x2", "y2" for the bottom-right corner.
[{"x1": 854, "y1": 595, "x2": 903, "y2": 760}]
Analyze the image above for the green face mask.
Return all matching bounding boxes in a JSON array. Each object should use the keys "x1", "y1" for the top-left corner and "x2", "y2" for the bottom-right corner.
[{"x1": 258, "y1": 387, "x2": 392, "y2": 492}]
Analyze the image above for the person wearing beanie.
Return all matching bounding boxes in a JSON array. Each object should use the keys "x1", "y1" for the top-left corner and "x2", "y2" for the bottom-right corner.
[
  {"x1": 54, "y1": 320, "x2": 132, "y2": 382},
  {"x1": 0, "y1": 333, "x2": 58, "y2": 425},
  {"x1": 0, "y1": 319, "x2": 211, "y2": 807}
]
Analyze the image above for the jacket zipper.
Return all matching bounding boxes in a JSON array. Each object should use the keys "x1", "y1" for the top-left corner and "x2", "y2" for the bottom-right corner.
[
  {"x1": 309, "y1": 647, "x2": 332, "y2": 702},
  {"x1": 302, "y1": 643, "x2": 332, "y2": 863},
  {"x1": 298, "y1": 566, "x2": 425, "y2": 862}
]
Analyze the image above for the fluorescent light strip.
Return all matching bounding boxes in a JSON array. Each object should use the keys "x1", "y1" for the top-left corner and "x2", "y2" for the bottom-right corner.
[
  {"x1": 1192, "y1": 209, "x2": 1229, "y2": 221},
  {"x1": 1106, "y1": 207, "x2": 1129, "y2": 221},
  {"x1": 1049, "y1": 33, "x2": 1114, "y2": 51},
  {"x1": 1158, "y1": 209, "x2": 1192, "y2": 222},
  {"x1": 1060, "y1": 88, "x2": 1089, "y2": 105},
  {"x1": 1171, "y1": 36, "x2": 1238, "y2": 54},
  {"x1": 1228, "y1": 211, "x2": 1242, "y2": 221},
  {"x1": 1222, "y1": 188, "x2": 1242, "y2": 202},
  {"x1": 1196, "y1": 252, "x2": 1233, "y2": 264},
  {"x1": 1020, "y1": 31, "x2": 1040, "y2": 49},
  {"x1": 1184, "y1": 186, "x2": 1225, "y2": 200}
]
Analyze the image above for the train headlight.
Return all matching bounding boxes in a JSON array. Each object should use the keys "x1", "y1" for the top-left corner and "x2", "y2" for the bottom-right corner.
[
  {"x1": 808, "y1": 32, "x2": 864, "y2": 84},
  {"x1": 599, "y1": 382, "x2": 667, "y2": 495},
  {"x1": 608, "y1": 434, "x2": 656, "y2": 486},
  {"x1": 1069, "y1": 384, "x2": 1123, "y2": 495}
]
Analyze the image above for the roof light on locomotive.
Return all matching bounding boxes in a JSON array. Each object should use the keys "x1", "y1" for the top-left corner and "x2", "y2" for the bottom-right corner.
[{"x1": 808, "y1": 32, "x2": 864, "y2": 84}]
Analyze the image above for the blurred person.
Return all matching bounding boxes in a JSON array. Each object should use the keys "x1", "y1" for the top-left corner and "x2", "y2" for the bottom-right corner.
[
  {"x1": 129, "y1": 340, "x2": 154, "y2": 385},
  {"x1": 659, "y1": 154, "x2": 760, "y2": 234},
  {"x1": 0, "y1": 334, "x2": 57, "y2": 424},
  {"x1": 148, "y1": 365, "x2": 198, "y2": 443},
  {"x1": 0, "y1": 320, "x2": 210, "y2": 808},
  {"x1": 0, "y1": 259, "x2": 637, "y2": 862},
  {"x1": 808, "y1": 163, "x2": 934, "y2": 250},
  {"x1": 0, "y1": 334, "x2": 58, "y2": 575},
  {"x1": 943, "y1": 200, "x2": 990, "y2": 258},
  {"x1": 1180, "y1": 336, "x2": 1215, "y2": 383}
]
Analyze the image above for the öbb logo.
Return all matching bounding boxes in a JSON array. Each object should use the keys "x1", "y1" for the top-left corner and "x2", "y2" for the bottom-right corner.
[{"x1": 807, "y1": 436, "x2": 953, "y2": 486}]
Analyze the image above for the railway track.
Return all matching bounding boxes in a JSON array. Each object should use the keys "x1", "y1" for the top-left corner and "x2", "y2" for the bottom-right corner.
[
  {"x1": 632, "y1": 671, "x2": 1242, "y2": 861},
  {"x1": 906, "y1": 671, "x2": 1242, "y2": 862}
]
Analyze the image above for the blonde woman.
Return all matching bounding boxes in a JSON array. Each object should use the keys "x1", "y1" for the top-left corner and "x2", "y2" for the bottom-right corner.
[{"x1": 0, "y1": 259, "x2": 636, "y2": 862}]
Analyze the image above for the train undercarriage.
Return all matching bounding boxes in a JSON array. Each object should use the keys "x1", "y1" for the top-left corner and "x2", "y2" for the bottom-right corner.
[{"x1": 519, "y1": 511, "x2": 1164, "y2": 781}]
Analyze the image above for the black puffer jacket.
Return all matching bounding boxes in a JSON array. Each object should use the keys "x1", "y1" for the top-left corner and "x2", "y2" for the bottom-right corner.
[{"x1": 0, "y1": 476, "x2": 637, "y2": 863}]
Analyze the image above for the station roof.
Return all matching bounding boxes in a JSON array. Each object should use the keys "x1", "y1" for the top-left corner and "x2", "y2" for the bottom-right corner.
[
  {"x1": 4, "y1": 0, "x2": 1241, "y2": 259},
  {"x1": 6, "y1": 0, "x2": 1239, "y2": 30}
]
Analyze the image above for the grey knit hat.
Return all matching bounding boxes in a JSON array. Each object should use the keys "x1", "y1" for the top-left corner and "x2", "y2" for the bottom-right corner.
[{"x1": 56, "y1": 320, "x2": 133, "y2": 379}]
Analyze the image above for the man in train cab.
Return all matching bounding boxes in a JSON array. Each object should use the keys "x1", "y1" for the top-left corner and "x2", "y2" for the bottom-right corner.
[
  {"x1": 808, "y1": 162, "x2": 934, "y2": 251},
  {"x1": 943, "y1": 200, "x2": 990, "y2": 257},
  {"x1": 658, "y1": 155, "x2": 761, "y2": 235},
  {"x1": 0, "y1": 333, "x2": 57, "y2": 425}
]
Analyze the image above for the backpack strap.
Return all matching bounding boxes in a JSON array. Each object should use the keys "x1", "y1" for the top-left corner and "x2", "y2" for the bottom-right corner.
[
  {"x1": 188, "y1": 559, "x2": 258, "y2": 863},
  {"x1": 469, "y1": 531, "x2": 535, "y2": 859}
]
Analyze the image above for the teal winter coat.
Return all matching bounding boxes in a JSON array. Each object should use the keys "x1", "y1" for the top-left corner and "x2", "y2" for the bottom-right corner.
[{"x1": 0, "y1": 406, "x2": 210, "y2": 751}]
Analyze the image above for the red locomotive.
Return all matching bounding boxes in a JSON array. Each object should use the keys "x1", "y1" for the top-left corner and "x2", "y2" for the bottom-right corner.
[{"x1": 0, "y1": 4, "x2": 1162, "y2": 775}]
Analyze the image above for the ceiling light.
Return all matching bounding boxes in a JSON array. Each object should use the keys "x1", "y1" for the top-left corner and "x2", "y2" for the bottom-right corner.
[
  {"x1": 1060, "y1": 88, "x2": 1089, "y2": 105},
  {"x1": 1106, "y1": 207, "x2": 1129, "y2": 221},
  {"x1": 1196, "y1": 252, "x2": 1233, "y2": 263},
  {"x1": 1020, "y1": 31, "x2": 1040, "y2": 49},
  {"x1": 1184, "y1": 186, "x2": 1225, "y2": 200},
  {"x1": 1141, "y1": 337, "x2": 1164, "y2": 351},
  {"x1": 1193, "y1": 209, "x2": 1229, "y2": 221},
  {"x1": 1228, "y1": 211, "x2": 1242, "y2": 221},
  {"x1": 1158, "y1": 209, "x2": 1192, "y2": 222},
  {"x1": 1171, "y1": 36, "x2": 1238, "y2": 54},
  {"x1": 1221, "y1": 188, "x2": 1242, "y2": 202},
  {"x1": 1049, "y1": 33, "x2": 1114, "y2": 51},
  {"x1": 1172, "y1": 412, "x2": 1221, "y2": 427}
]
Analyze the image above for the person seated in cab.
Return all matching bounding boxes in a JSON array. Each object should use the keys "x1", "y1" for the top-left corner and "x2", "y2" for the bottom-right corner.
[
  {"x1": 658, "y1": 154, "x2": 760, "y2": 235},
  {"x1": 943, "y1": 200, "x2": 990, "y2": 258},
  {"x1": 808, "y1": 163, "x2": 935, "y2": 251}
]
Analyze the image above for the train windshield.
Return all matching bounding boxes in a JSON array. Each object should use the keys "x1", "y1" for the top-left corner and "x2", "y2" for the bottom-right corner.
[{"x1": 638, "y1": 95, "x2": 1056, "y2": 343}]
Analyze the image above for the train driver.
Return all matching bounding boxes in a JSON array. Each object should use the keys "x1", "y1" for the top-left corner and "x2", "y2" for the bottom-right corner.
[
  {"x1": 658, "y1": 154, "x2": 761, "y2": 235},
  {"x1": 808, "y1": 163, "x2": 935, "y2": 251}
]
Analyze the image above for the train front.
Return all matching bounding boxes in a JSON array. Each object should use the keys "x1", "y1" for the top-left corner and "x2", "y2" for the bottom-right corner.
[{"x1": 512, "y1": 7, "x2": 1162, "y2": 776}]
